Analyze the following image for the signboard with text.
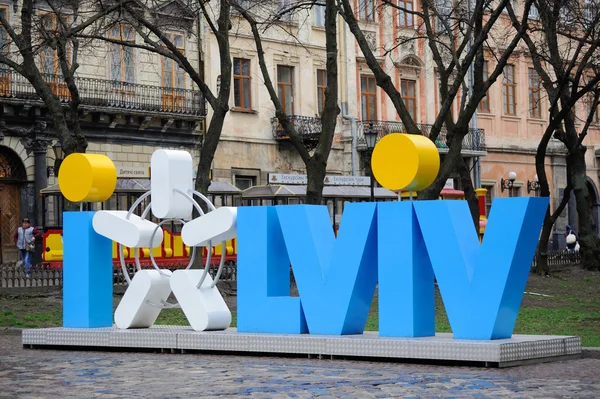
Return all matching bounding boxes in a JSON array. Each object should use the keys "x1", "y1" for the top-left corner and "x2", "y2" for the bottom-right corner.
[
  {"x1": 117, "y1": 167, "x2": 150, "y2": 179},
  {"x1": 268, "y1": 173, "x2": 370, "y2": 186}
]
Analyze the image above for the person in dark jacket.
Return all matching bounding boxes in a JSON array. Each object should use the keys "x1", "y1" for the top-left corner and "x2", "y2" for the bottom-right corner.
[{"x1": 14, "y1": 218, "x2": 41, "y2": 278}]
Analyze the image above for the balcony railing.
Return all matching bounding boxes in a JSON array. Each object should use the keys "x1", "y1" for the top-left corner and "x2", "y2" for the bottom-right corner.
[
  {"x1": 357, "y1": 120, "x2": 486, "y2": 152},
  {"x1": 0, "y1": 70, "x2": 205, "y2": 117},
  {"x1": 271, "y1": 115, "x2": 322, "y2": 150}
]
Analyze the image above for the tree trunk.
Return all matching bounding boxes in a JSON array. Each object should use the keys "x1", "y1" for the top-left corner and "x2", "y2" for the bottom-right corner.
[
  {"x1": 534, "y1": 210, "x2": 553, "y2": 275},
  {"x1": 419, "y1": 129, "x2": 466, "y2": 200},
  {"x1": 457, "y1": 157, "x2": 479, "y2": 229},
  {"x1": 304, "y1": 0, "x2": 339, "y2": 206},
  {"x1": 195, "y1": 107, "x2": 228, "y2": 197},
  {"x1": 569, "y1": 147, "x2": 600, "y2": 271},
  {"x1": 306, "y1": 156, "x2": 327, "y2": 205}
]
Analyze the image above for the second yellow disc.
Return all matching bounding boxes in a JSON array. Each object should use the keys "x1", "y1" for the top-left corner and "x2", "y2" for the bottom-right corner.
[{"x1": 371, "y1": 133, "x2": 440, "y2": 191}]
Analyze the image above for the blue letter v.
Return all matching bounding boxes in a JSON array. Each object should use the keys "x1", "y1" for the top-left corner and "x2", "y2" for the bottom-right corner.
[
  {"x1": 277, "y1": 203, "x2": 378, "y2": 335},
  {"x1": 413, "y1": 197, "x2": 549, "y2": 340}
]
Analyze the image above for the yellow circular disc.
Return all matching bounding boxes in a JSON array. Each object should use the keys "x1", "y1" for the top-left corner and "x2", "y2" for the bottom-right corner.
[
  {"x1": 58, "y1": 153, "x2": 117, "y2": 202},
  {"x1": 371, "y1": 133, "x2": 440, "y2": 191}
]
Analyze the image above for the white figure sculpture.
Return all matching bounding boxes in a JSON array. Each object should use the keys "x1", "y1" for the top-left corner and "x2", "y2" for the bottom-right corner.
[{"x1": 92, "y1": 149, "x2": 237, "y2": 331}]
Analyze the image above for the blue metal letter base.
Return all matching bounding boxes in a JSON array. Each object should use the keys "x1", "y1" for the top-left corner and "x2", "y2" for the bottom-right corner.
[{"x1": 63, "y1": 211, "x2": 113, "y2": 328}]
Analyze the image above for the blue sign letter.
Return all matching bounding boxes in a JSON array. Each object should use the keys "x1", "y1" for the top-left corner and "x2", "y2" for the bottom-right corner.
[
  {"x1": 277, "y1": 203, "x2": 378, "y2": 335},
  {"x1": 413, "y1": 197, "x2": 548, "y2": 339},
  {"x1": 237, "y1": 206, "x2": 307, "y2": 334},
  {"x1": 378, "y1": 202, "x2": 435, "y2": 337}
]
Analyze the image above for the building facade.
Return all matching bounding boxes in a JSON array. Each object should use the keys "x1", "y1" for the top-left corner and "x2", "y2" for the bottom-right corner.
[
  {"x1": 0, "y1": 0, "x2": 205, "y2": 262},
  {"x1": 203, "y1": 1, "x2": 599, "y2": 248},
  {"x1": 0, "y1": 0, "x2": 596, "y2": 262}
]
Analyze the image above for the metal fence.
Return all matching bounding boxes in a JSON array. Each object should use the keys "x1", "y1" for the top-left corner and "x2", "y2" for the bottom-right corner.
[
  {"x1": 0, "y1": 250, "x2": 582, "y2": 291},
  {"x1": 356, "y1": 120, "x2": 486, "y2": 152},
  {"x1": 0, "y1": 70, "x2": 205, "y2": 116},
  {"x1": 532, "y1": 250, "x2": 581, "y2": 269},
  {"x1": 0, "y1": 262, "x2": 237, "y2": 292}
]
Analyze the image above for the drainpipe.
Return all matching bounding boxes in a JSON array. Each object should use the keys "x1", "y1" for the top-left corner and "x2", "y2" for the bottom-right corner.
[
  {"x1": 339, "y1": 14, "x2": 358, "y2": 175},
  {"x1": 342, "y1": 103, "x2": 357, "y2": 175},
  {"x1": 466, "y1": 0, "x2": 481, "y2": 188}
]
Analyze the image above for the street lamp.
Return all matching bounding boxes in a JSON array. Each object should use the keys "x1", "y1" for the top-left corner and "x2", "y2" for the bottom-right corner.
[
  {"x1": 364, "y1": 123, "x2": 378, "y2": 202},
  {"x1": 50, "y1": 141, "x2": 64, "y2": 177},
  {"x1": 527, "y1": 174, "x2": 540, "y2": 195},
  {"x1": 500, "y1": 171, "x2": 517, "y2": 193}
]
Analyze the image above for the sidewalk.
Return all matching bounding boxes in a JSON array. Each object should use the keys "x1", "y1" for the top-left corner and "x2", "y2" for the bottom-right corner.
[{"x1": 1, "y1": 334, "x2": 600, "y2": 398}]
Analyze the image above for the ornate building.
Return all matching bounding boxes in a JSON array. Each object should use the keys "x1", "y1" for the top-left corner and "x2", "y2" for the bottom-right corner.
[{"x1": 0, "y1": 0, "x2": 205, "y2": 262}]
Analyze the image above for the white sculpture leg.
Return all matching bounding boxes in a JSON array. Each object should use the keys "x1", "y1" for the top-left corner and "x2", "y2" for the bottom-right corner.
[
  {"x1": 114, "y1": 270, "x2": 172, "y2": 329},
  {"x1": 170, "y1": 270, "x2": 231, "y2": 331}
]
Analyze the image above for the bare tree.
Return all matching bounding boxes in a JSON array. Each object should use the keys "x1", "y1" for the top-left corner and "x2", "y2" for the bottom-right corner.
[
  {"x1": 506, "y1": 0, "x2": 600, "y2": 272},
  {"x1": 338, "y1": 0, "x2": 533, "y2": 225},
  {"x1": 232, "y1": 0, "x2": 340, "y2": 204},
  {"x1": 0, "y1": 0, "x2": 131, "y2": 154},
  {"x1": 78, "y1": 0, "x2": 233, "y2": 197}
]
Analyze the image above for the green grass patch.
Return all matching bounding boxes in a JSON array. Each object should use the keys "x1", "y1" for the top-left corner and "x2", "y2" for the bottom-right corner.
[{"x1": 1, "y1": 268, "x2": 598, "y2": 346}]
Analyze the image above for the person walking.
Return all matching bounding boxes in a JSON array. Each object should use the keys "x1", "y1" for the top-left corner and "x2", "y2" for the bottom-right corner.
[
  {"x1": 14, "y1": 218, "x2": 41, "y2": 278},
  {"x1": 565, "y1": 224, "x2": 578, "y2": 253}
]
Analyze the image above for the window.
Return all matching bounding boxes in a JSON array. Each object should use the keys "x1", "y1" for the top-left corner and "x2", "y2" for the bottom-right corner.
[
  {"x1": 108, "y1": 25, "x2": 135, "y2": 84},
  {"x1": 361, "y1": 75, "x2": 377, "y2": 120},
  {"x1": 483, "y1": 185, "x2": 494, "y2": 216},
  {"x1": 528, "y1": 68, "x2": 542, "y2": 118},
  {"x1": 436, "y1": 0, "x2": 452, "y2": 32},
  {"x1": 502, "y1": 0, "x2": 514, "y2": 13},
  {"x1": 503, "y1": 64, "x2": 516, "y2": 116},
  {"x1": 0, "y1": 6, "x2": 8, "y2": 55},
  {"x1": 584, "y1": 0, "x2": 596, "y2": 27},
  {"x1": 398, "y1": 0, "x2": 413, "y2": 26},
  {"x1": 559, "y1": 5, "x2": 575, "y2": 25},
  {"x1": 234, "y1": 58, "x2": 252, "y2": 110},
  {"x1": 587, "y1": 93, "x2": 600, "y2": 124},
  {"x1": 162, "y1": 33, "x2": 185, "y2": 89},
  {"x1": 359, "y1": 0, "x2": 376, "y2": 21},
  {"x1": 529, "y1": 2, "x2": 539, "y2": 19},
  {"x1": 315, "y1": 4, "x2": 325, "y2": 26},
  {"x1": 400, "y1": 79, "x2": 416, "y2": 120},
  {"x1": 235, "y1": 176, "x2": 255, "y2": 190},
  {"x1": 0, "y1": 6, "x2": 9, "y2": 95},
  {"x1": 236, "y1": 0, "x2": 251, "y2": 11},
  {"x1": 317, "y1": 69, "x2": 326, "y2": 115},
  {"x1": 162, "y1": 33, "x2": 186, "y2": 111},
  {"x1": 277, "y1": 65, "x2": 294, "y2": 116},
  {"x1": 40, "y1": 14, "x2": 70, "y2": 98},
  {"x1": 509, "y1": 186, "x2": 521, "y2": 198},
  {"x1": 278, "y1": 0, "x2": 293, "y2": 21},
  {"x1": 478, "y1": 60, "x2": 490, "y2": 112}
]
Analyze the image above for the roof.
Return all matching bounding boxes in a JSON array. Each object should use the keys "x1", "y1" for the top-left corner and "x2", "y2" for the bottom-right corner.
[
  {"x1": 41, "y1": 179, "x2": 242, "y2": 195},
  {"x1": 242, "y1": 184, "x2": 398, "y2": 199}
]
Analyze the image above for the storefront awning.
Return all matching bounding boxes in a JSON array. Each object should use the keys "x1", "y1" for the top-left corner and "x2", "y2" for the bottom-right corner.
[
  {"x1": 242, "y1": 184, "x2": 398, "y2": 199},
  {"x1": 41, "y1": 179, "x2": 242, "y2": 195}
]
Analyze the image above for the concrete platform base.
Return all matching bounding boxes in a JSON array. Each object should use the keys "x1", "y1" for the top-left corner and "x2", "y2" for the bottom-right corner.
[{"x1": 22, "y1": 326, "x2": 581, "y2": 368}]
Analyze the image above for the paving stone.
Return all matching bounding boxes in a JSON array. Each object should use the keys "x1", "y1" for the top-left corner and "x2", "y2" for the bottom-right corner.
[{"x1": 0, "y1": 335, "x2": 599, "y2": 397}]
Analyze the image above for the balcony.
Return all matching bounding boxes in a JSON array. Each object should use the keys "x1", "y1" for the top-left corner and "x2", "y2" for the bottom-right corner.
[
  {"x1": 271, "y1": 115, "x2": 321, "y2": 150},
  {"x1": 356, "y1": 120, "x2": 486, "y2": 154},
  {"x1": 0, "y1": 70, "x2": 205, "y2": 117}
]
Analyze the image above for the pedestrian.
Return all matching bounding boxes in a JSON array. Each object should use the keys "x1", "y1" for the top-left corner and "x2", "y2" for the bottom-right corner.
[
  {"x1": 565, "y1": 224, "x2": 578, "y2": 253},
  {"x1": 14, "y1": 218, "x2": 41, "y2": 278}
]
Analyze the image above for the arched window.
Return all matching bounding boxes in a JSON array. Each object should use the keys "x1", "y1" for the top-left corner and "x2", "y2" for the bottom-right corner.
[{"x1": 0, "y1": 146, "x2": 26, "y2": 181}]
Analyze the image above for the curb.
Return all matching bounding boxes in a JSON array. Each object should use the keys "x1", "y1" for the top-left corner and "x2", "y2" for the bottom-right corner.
[
  {"x1": 1, "y1": 327, "x2": 22, "y2": 336},
  {"x1": 582, "y1": 347, "x2": 600, "y2": 359}
]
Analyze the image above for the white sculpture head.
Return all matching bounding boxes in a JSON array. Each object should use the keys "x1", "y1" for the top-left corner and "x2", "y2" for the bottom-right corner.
[{"x1": 150, "y1": 149, "x2": 194, "y2": 220}]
